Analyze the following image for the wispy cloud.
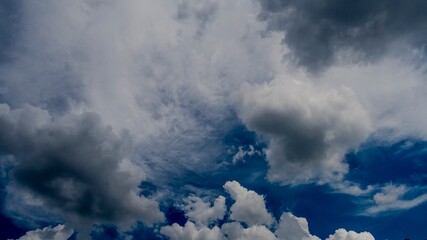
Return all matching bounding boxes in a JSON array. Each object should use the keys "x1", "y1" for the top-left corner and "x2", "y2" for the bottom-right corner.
[{"x1": 363, "y1": 184, "x2": 427, "y2": 215}]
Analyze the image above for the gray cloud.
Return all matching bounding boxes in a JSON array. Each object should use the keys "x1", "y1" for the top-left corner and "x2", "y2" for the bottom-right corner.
[
  {"x1": 258, "y1": 0, "x2": 427, "y2": 72},
  {"x1": 0, "y1": 104, "x2": 164, "y2": 239},
  {"x1": 0, "y1": 0, "x2": 282, "y2": 182},
  {"x1": 275, "y1": 213, "x2": 319, "y2": 240},
  {"x1": 0, "y1": 0, "x2": 19, "y2": 63},
  {"x1": 176, "y1": 0, "x2": 218, "y2": 37},
  {"x1": 238, "y1": 78, "x2": 372, "y2": 184}
]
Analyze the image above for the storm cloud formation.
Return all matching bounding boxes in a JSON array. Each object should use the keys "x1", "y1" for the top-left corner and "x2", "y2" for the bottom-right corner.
[
  {"x1": 0, "y1": 104, "x2": 163, "y2": 238},
  {"x1": 258, "y1": 0, "x2": 427, "y2": 72},
  {"x1": 239, "y1": 78, "x2": 372, "y2": 184}
]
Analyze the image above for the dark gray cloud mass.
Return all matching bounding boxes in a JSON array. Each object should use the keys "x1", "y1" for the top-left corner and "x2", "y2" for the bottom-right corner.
[
  {"x1": 258, "y1": 0, "x2": 427, "y2": 72},
  {"x1": 238, "y1": 79, "x2": 372, "y2": 184},
  {"x1": 0, "y1": 104, "x2": 163, "y2": 238}
]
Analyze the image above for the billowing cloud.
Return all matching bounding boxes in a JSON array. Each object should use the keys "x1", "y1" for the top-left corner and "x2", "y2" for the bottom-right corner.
[
  {"x1": 161, "y1": 181, "x2": 375, "y2": 240},
  {"x1": 258, "y1": 0, "x2": 427, "y2": 72},
  {"x1": 15, "y1": 224, "x2": 73, "y2": 240},
  {"x1": 326, "y1": 229, "x2": 374, "y2": 240},
  {"x1": 238, "y1": 78, "x2": 372, "y2": 185},
  {"x1": 223, "y1": 180, "x2": 274, "y2": 226},
  {"x1": 160, "y1": 221, "x2": 224, "y2": 240},
  {"x1": 276, "y1": 213, "x2": 320, "y2": 240},
  {"x1": 0, "y1": 104, "x2": 164, "y2": 238},
  {"x1": 182, "y1": 195, "x2": 226, "y2": 226},
  {"x1": 221, "y1": 222, "x2": 277, "y2": 240}
]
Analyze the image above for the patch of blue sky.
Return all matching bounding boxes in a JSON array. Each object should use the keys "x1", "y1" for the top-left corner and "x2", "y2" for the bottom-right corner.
[{"x1": 345, "y1": 138, "x2": 427, "y2": 187}]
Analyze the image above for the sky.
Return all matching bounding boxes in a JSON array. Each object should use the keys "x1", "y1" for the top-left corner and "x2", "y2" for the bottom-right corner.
[{"x1": 0, "y1": 0, "x2": 427, "y2": 239}]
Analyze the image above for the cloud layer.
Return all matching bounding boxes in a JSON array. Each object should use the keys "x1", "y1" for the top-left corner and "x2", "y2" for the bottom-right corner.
[{"x1": 1, "y1": 0, "x2": 427, "y2": 238}]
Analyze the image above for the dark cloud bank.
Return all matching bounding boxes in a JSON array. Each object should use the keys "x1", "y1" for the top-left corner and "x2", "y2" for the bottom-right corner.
[
  {"x1": 0, "y1": 104, "x2": 163, "y2": 238},
  {"x1": 258, "y1": 0, "x2": 427, "y2": 72}
]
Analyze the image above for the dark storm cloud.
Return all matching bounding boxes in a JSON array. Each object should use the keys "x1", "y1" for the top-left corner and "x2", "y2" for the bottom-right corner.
[
  {"x1": 0, "y1": 104, "x2": 163, "y2": 235},
  {"x1": 258, "y1": 0, "x2": 427, "y2": 72}
]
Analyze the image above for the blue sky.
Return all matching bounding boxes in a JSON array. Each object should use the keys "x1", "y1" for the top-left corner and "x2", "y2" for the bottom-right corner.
[{"x1": 1, "y1": 1, "x2": 427, "y2": 240}]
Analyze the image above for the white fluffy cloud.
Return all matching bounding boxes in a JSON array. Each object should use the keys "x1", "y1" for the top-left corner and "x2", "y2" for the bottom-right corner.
[
  {"x1": 326, "y1": 229, "x2": 375, "y2": 240},
  {"x1": 160, "y1": 221, "x2": 224, "y2": 240},
  {"x1": 238, "y1": 78, "x2": 372, "y2": 185},
  {"x1": 222, "y1": 222, "x2": 277, "y2": 240},
  {"x1": 223, "y1": 180, "x2": 274, "y2": 226},
  {"x1": 16, "y1": 224, "x2": 73, "y2": 240},
  {"x1": 183, "y1": 195, "x2": 226, "y2": 226},
  {"x1": 161, "y1": 181, "x2": 375, "y2": 240}
]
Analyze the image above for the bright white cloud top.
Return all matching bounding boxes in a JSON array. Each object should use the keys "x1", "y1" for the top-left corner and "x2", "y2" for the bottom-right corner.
[
  {"x1": 161, "y1": 181, "x2": 374, "y2": 240},
  {"x1": 16, "y1": 224, "x2": 73, "y2": 240}
]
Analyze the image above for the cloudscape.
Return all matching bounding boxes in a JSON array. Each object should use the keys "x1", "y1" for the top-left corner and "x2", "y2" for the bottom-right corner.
[{"x1": 1, "y1": 0, "x2": 427, "y2": 239}]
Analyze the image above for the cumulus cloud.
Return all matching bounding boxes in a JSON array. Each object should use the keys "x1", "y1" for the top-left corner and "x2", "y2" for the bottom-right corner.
[
  {"x1": 15, "y1": 224, "x2": 73, "y2": 240},
  {"x1": 0, "y1": 104, "x2": 164, "y2": 238},
  {"x1": 276, "y1": 213, "x2": 320, "y2": 240},
  {"x1": 258, "y1": 0, "x2": 427, "y2": 72},
  {"x1": 182, "y1": 195, "x2": 226, "y2": 226},
  {"x1": 223, "y1": 180, "x2": 274, "y2": 226},
  {"x1": 238, "y1": 78, "x2": 372, "y2": 185},
  {"x1": 160, "y1": 221, "x2": 224, "y2": 240},
  {"x1": 221, "y1": 222, "x2": 277, "y2": 240},
  {"x1": 161, "y1": 181, "x2": 375, "y2": 240},
  {"x1": 326, "y1": 229, "x2": 375, "y2": 240}
]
